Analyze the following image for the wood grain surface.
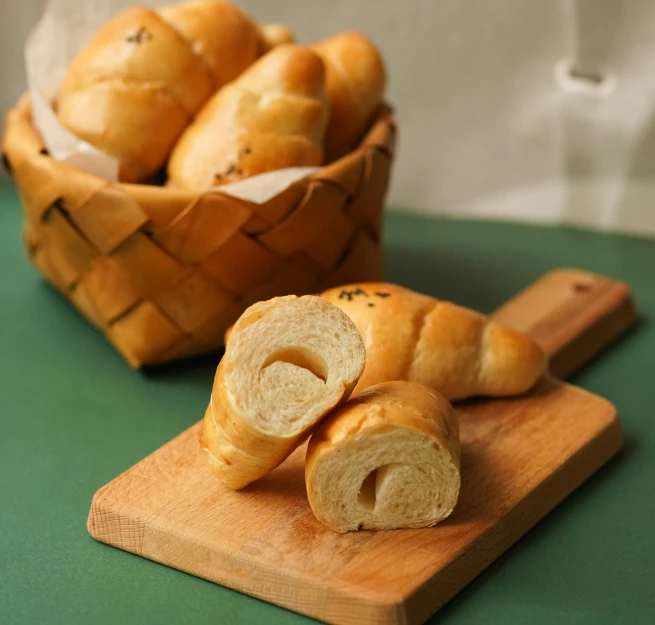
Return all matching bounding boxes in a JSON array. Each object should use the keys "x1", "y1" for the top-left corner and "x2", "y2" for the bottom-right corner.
[{"x1": 88, "y1": 268, "x2": 634, "y2": 625}]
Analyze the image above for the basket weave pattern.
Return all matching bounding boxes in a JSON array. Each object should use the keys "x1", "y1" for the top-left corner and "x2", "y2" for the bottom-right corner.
[{"x1": 3, "y1": 96, "x2": 396, "y2": 367}]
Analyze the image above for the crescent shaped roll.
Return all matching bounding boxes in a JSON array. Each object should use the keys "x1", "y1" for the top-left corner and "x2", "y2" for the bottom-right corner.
[
  {"x1": 167, "y1": 43, "x2": 329, "y2": 189},
  {"x1": 305, "y1": 381, "x2": 460, "y2": 532},
  {"x1": 311, "y1": 31, "x2": 387, "y2": 161},
  {"x1": 56, "y1": 1, "x2": 269, "y2": 182},
  {"x1": 200, "y1": 295, "x2": 366, "y2": 490},
  {"x1": 321, "y1": 283, "x2": 547, "y2": 401}
]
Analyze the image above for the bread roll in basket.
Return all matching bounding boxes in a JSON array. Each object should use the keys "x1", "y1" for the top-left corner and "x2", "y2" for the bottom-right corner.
[{"x1": 2, "y1": 40, "x2": 395, "y2": 368}]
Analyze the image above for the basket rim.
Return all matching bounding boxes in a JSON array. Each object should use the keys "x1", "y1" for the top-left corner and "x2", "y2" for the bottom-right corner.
[{"x1": 3, "y1": 93, "x2": 396, "y2": 200}]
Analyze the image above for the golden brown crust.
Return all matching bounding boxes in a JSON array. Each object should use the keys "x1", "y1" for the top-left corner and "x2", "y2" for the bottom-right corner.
[
  {"x1": 256, "y1": 23, "x2": 296, "y2": 54},
  {"x1": 307, "y1": 381, "x2": 459, "y2": 464},
  {"x1": 159, "y1": 0, "x2": 262, "y2": 88},
  {"x1": 58, "y1": 7, "x2": 214, "y2": 115},
  {"x1": 167, "y1": 44, "x2": 329, "y2": 189},
  {"x1": 57, "y1": 79, "x2": 190, "y2": 183},
  {"x1": 321, "y1": 282, "x2": 547, "y2": 400},
  {"x1": 321, "y1": 283, "x2": 432, "y2": 391},
  {"x1": 235, "y1": 43, "x2": 326, "y2": 103},
  {"x1": 312, "y1": 32, "x2": 386, "y2": 161},
  {"x1": 200, "y1": 407, "x2": 276, "y2": 490}
]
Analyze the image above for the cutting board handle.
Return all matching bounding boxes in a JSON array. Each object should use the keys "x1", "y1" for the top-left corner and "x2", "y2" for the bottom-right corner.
[{"x1": 492, "y1": 268, "x2": 635, "y2": 379}]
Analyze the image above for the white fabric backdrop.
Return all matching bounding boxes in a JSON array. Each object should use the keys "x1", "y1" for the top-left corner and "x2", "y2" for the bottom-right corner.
[{"x1": 3, "y1": 0, "x2": 655, "y2": 238}]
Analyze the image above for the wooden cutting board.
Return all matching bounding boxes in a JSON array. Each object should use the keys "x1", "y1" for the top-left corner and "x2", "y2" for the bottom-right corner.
[{"x1": 88, "y1": 268, "x2": 635, "y2": 625}]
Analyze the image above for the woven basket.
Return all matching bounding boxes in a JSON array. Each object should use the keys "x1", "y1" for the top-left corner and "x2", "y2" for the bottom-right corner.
[{"x1": 2, "y1": 95, "x2": 396, "y2": 368}]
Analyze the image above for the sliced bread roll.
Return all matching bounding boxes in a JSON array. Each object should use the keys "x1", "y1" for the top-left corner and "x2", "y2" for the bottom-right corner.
[
  {"x1": 201, "y1": 295, "x2": 366, "y2": 490},
  {"x1": 305, "y1": 381, "x2": 460, "y2": 532}
]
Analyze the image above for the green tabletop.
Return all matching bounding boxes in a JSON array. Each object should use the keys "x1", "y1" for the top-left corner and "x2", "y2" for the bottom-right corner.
[{"x1": 1, "y1": 178, "x2": 654, "y2": 625}]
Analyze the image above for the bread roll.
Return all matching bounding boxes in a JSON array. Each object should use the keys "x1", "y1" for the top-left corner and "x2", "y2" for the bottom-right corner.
[
  {"x1": 56, "y1": 1, "x2": 267, "y2": 182},
  {"x1": 305, "y1": 381, "x2": 460, "y2": 532},
  {"x1": 158, "y1": 1, "x2": 262, "y2": 87},
  {"x1": 321, "y1": 283, "x2": 547, "y2": 401},
  {"x1": 257, "y1": 23, "x2": 296, "y2": 53},
  {"x1": 200, "y1": 295, "x2": 365, "y2": 490},
  {"x1": 167, "y1": 44, "x2": 329, "y2": 189},
  {"x1": 312, "y1": 32, "x2": 386, "y2": 161}
]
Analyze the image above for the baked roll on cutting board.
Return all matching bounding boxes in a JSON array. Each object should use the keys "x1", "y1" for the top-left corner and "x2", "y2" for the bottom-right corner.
[
  {"x1": 55, "y1": 0, "x2": 285, "y2": 182},
  {"x1": 167, "y1": 43, "x2": 329, "y2": 189},
  {"x1": 201, "y1": 295, "x2": 365, "y2": 490},
  {"x1": 312, "y1": 32, "x2": 387, "y2": 161},
  {"x1": 322, "y1": 283, "x2": 547, "y2": 400},
  {"x1": 305, "y1": 381, "x2": 460, "y2": 532}
]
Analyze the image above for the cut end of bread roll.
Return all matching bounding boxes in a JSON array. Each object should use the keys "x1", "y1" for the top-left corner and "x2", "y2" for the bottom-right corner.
[
  {"x1": 201, "y1": 295, "x2": 366, "y2": 489},
  {"x1": 305, "y1": 381, "x2": 460, "y2": 532},
  {"x1": 224, "y1": 295, "x2": 365, "y2": 436}
]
